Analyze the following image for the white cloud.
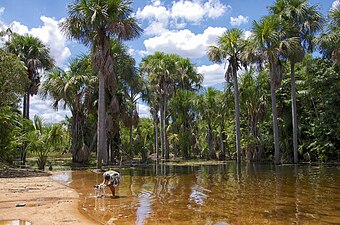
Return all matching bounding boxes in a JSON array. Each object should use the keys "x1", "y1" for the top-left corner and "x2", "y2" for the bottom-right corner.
[
  {"x1": 243, "y1": 30, "x2": 252, "y2": 39},
  {"x1": 197, "y1": 63, "x2": 225, "y2": 87},
  {"x1": 136, "y1": 3, "x2": 170, "y2": 35},
  {"x1": 332, "y1": 0, "x2": 339, "y2": 9},
  {"x1": 1, "y1": 13, "x2": 72, "y2": 123},
  {"x1": 143, "y1": 26, "x2": 226, "y2": 58},
  {"x1": 29, "y1": 96, "x2": 71, "y2": 123},
  {"x1": 30, "y1": 16, "x2": 71, "y2": 67},
  {"x1": 8, "y1": 16, "x2": 71, "y2": 67},
  {"x1": 137, "y1": 103, "x2": 151, "y2": 118},
  {"x1": 9, "y1": 21, "x2": 29, "y2": 34},
  {"x1": 230, "y1": 15, "x2": 249, "y2": 26},
  {"x1": 136, "y1": 0, "x2": 231, "y2": 33},
  {"x1": 203, "y1": 0, "x2": 232, "y2": 19},
  {"x1": 171, "y1": 0, "x2": 230, "y2": 23},
  {"x1": 171, "y1": 0, "x2": 205, "y2": 23}
]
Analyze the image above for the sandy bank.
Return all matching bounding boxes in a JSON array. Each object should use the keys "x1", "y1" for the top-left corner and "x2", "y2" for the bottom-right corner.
[{"x1": 0, "y1": 172, "x2": 97, "y2": 225}]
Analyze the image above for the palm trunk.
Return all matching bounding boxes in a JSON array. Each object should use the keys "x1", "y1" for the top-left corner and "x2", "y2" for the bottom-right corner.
[
  {"x1": 291, "y1": 62, "x2": 298, "y2": 164},
  {"x1": 21, "y1": 92, "x2": 30, "y2": 165},
  {"x1": 160, "y1": 101, "x2": 165, "y2": 160},
  {"x1": 97, "y1": 69, "x2": 106, "y2": 168},
  {"x1": 208, "y1": 123, "x2": 216, "y2": 159},
  {"x1": 129, "y1": 125, "x2": 133, "y2": 161},
  {"x1": 71, "y1": 113, "x2": 78, "y2": 162},
  {"x1": 164, "y1": 95, "x2": 170, "y2": 160},
  {"x1": 154, "y1": 118, "x2": 159, "y2": 163},
  {"x1": 270, "y1": 61, "x2": 280, "y2": 164},
  {"x1": 233, "y1": 65, "x2": 242, "y2": 166}
]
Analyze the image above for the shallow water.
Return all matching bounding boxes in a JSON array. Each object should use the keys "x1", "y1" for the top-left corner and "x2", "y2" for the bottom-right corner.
[
  {"x1": 0, "y1": 220, "x2": 31, "y2": 225},
  {"x1": 60, "y1": 163, "x2": 340, "y2": 225}
]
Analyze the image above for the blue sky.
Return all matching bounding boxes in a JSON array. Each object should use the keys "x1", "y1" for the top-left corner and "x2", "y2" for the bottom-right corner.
[{"x1": 0, "y1": 0, "x2": 337, "y2": 122}]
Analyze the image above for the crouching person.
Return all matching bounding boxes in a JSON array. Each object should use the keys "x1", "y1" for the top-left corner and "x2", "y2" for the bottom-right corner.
[{"x1": 101, "y1": 170, "x2": 120, "y2": 196}]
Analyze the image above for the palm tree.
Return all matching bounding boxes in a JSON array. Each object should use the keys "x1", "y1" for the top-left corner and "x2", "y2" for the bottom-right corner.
[
  {"x1": 239, "y1": 68, "x2": 268, "y2": 161},
  {"x1": 61, "y1": 0, "x2": 142, "y2": 168},
  {"x1": 140, "y1": 52, "x2": 173, "y2": 160},
  {"x1": 107, "y1": 39, "x2": 142, "y2": 163},
  {"x1": 5, "y1": 33, "x2": 54, "y2": 120},
  {"x1": 251, "y1": 15, "x2": 298, "y2": 164},
  {"x1": 317, "y1": 3, "x2": 340, "y2": 63},
  {"x1": 207, "y1": 28, "x2": 247, "y2": 165},
  {"x1": 197, "y1": 88, "x2": 221, "y2": 159},
  {"x1": 270, "y1": 0, "x2": 323, "y2": 163},
  {"x1": 5, "y1": 33, "x2": 54, "y2": 165},
  {"x1": 40, "y1": 55, "x2": 96, "y2": 163}
]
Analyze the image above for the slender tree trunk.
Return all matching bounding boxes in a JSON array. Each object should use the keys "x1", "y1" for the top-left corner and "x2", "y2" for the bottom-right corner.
[
  {"x1": 291, "y1": 62, "x2": 299, "y2": 164},
  {"x1": 164, "y1": 95, "x2": 170, "y2": 160},
  {"x1": 220, "y1": 115, "x2": 226, "y2": 160},
  {"x1": 97, "y1": 69, "x2": 106, "y2": 168},
  {"x1": 71, "y1": 113, "x2": 78, "y2": 162},
  {"x1": 208, "y1": 123, "x2": 216, "y2": 159},
  {"x1": 270, "y1": 62, "x2": 280, "y2": 164},
  {"x1": 160, "y1": 102, "x2": 165, "y2": 160},
  {"x1": 154, "y1": 118, "x2": 159, "y2": 163},
  {"x1": 21, "y1": 92, "x2": 30, "y2": 165},
  {"x1": 129, "y1": 125, "x2": 133, "y2": 161},
  {"x1": 233, "y1": 65, "x2": 242, "y2": 166}
]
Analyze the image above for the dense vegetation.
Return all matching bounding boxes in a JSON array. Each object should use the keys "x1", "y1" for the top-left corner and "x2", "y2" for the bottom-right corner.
[{"x1": 0, "y1": 0, "x2": 339, "y2": 169}]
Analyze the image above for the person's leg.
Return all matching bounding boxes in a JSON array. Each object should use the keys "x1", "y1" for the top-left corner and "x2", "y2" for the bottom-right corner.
[{"x1": 108, "y1": 183, "x2": 115, "y2": 196}]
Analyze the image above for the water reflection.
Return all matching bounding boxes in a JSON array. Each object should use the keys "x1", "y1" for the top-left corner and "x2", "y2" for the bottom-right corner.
[{"x1": 65, "y1": 163, "x2": 340, "y2": 225}]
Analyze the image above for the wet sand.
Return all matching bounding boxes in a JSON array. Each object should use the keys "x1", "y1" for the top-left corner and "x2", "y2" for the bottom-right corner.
[{"x1": 0, "y1": 174, "x2": 97, "y2": 225}]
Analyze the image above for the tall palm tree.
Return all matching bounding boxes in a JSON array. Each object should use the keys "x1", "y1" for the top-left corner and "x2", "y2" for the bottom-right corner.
[
  {"x1": 197, "y1": 88, "x2": 221, "y2": 159},
  {"x1": 61, "y1": 0, "x2": 142, "y2": 168},
  {"x1": 40, "y1": 54, "x2": 96, "y2": 163},
  {"x1": 207, "y1": 28, "x2": 247, "y2": 165},
  {"x1": 5, "y1": 33, "x2": 54, "y2": 164},
  {"x1": 270, "y1": 0, "x2": 323, "y2": 163},
  {"x1": 140, "y1": 52, "x2": 174, "y2": 160},
  {"x1": 317, "y1": 3, "x2": 340, "y2": 63},
  {"x1": 251, "y1": 15, "x2": 298, "y2": 164},
  {"x1": 5, "y1": 33, "x2": 54, "y2": 120}
]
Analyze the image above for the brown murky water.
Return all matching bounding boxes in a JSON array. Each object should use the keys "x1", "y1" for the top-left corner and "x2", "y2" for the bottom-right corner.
[{"x1": 55, "y1": 163, "x2": 340, "y2": 225}]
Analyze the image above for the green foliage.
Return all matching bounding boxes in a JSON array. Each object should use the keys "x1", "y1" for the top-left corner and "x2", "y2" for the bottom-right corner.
[
  {"x1": 24, "y1": 115, "x2": 68, "y2": 169},
  {"x1": 0, "y1": 107, "x2": 23, "y2": 163},
  {"x1": 298, "y1": 58, "x2": 340, "y2": 161},
  {"x1": 0, "y1": 49, "x2": 28, "y2": 108}
]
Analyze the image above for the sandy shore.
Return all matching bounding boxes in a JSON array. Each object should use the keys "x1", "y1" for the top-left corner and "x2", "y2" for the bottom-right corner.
[{"x1": 0, "y1": 173, "x2": 97, "y2": 225}]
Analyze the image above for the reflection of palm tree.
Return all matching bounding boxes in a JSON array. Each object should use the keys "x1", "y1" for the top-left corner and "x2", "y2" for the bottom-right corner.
[
  {"x1": 61, "y1": 0, "x2": 142, "y2": 168},
  {"x1": 40, "y1": 55, "x2": 96, "y2": 163},
  {"x1": 207, "y1": 28, "x2": 247, "y2": 165}
]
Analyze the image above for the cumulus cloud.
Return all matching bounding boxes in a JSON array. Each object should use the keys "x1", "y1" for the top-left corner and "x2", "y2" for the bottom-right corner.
[
  {"x1": 144, "y1": 26, "x2": 226, "y2": 58},
  {"x1": 171, "y1": 0, "x2": 230, "y2": 23},
  {"x1": 29, "y1": 96, "x2": 71, "y2": 123},
  {"x1": 136, "y1": 0, "x2": 231, "y2": 34},
  {"x1": 137, "y1": 103, "x2": 151, "y2": 118},
  {"x1": 332, "y1": 0, "x2": 339, "y2": 9},
  {"x1": 197, "y1": 64, "x2": 225, "y2": 87},
  {"x1": 136, "y1": 2, "x2": 170, "y2": 35},
  {"x1": 1, "y1": 13, "x2": 72, "y2": 123},
  {"x1": 243, "y1": 30, "x2": 252, "y2": 39},
  {"x1": 7, "y1": 16, "x2": 71, "y2": 67},
  {"x1": 230, "y1": 15, "x2": 249, "y2": 26}
]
